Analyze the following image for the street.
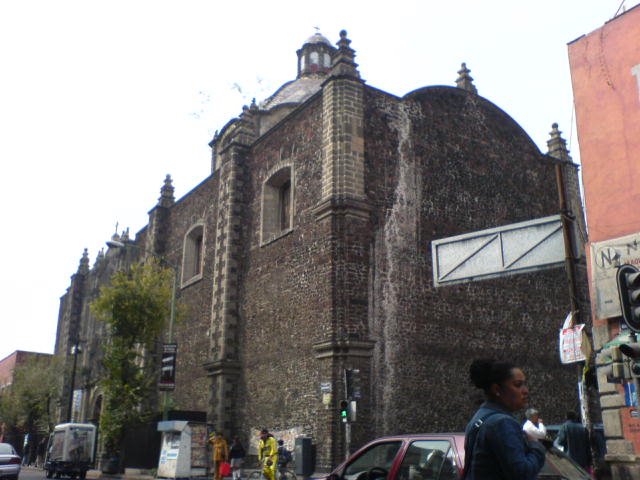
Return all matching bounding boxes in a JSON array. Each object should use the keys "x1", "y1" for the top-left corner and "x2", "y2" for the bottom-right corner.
[{"x1": 19, "y1": 467, "x2": 45, "y2": 480}]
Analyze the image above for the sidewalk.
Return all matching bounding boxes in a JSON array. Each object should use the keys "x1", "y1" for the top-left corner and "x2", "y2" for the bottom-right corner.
[
  {"x1": 87, "y1": 469, "x2": 155, "y2": 480},
  {"x1": 22, "y1": 466, "x2": 327, "y2": 480}
]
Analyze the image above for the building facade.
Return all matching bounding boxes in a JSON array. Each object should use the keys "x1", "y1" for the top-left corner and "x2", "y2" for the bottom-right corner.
[
  {"x1": 57, "y1": 30, "x2": 591, "y2": 470},
  {"x1": 568, "y1": 5, "x2": 640, "y2": 479}
]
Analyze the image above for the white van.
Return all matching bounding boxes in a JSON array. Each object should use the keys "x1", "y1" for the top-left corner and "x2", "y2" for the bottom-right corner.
[{"x1": 44, "y1": 423, "x2": 96, "y2": 479}]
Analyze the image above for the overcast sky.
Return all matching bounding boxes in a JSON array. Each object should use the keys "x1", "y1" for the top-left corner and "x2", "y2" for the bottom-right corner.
[{"x1": 0, "y1": 0, "x2": 631, "y2": 360}]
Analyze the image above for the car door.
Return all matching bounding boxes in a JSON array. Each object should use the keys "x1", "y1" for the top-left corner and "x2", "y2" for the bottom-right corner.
[{"x1": 340, "y1": 440, "x2": 403, "y2": 480}]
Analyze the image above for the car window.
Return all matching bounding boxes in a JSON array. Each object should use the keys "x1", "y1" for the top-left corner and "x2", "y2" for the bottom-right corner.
[
  {"x1": 343, "y1": 441, "x2": 402, "y2": 480},
  {"x1": 397, "y1": 440, "x2": 458, "y2": 480}
]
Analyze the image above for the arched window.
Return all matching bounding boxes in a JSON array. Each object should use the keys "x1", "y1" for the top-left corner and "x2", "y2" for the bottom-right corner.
[
  {"x1": 261, "y1": 166, "x2": 294, "y2": 244},
  {"x1": 182, "y1": 224, "x2": 204, "y2": 283}
]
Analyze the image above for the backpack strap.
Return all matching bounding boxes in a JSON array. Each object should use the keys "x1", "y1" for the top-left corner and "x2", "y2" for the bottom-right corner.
[{"x1": 463, "y1": 411, "x2": 502, "y2": 479}]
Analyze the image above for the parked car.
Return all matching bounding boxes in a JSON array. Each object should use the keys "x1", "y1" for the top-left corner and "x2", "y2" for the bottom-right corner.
[
  {"x1": 324, "y1": 433, "x2": 592, "y2": 480},
  {"x1": 0, "y1": 443, "x2": 21, "y2": 480}
]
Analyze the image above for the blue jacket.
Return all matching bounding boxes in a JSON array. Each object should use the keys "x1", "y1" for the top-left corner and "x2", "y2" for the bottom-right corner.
[{"x1": 464, "y1": 401, "x2": 546, "y2": 480}]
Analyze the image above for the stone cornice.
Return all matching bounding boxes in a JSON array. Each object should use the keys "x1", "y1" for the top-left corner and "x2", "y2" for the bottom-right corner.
[
  {"x1": 313, "y1": 339, "x2": 375, "y2": 359},
  {"x1": 313, "y1": 197, "x2": 372, "y2": 221},
  {"x1": 203, "y1": 359, "x2": 242, "y2": 376}
]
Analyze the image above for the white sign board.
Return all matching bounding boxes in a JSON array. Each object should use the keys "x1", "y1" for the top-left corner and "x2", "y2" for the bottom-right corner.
[
  {"x1": 559, "y1": 324, "x2": 586, "y2": 364},
  {"x1": 432, "y1": 216, "x2": 565, "y2": 287},
  {"x1": 591, "y1": 232, "x2": 640, "y2": 319}
]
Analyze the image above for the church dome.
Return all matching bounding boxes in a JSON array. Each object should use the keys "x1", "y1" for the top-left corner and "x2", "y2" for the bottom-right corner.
[{"x1": 303, "y1": 32, "x2": 333, "y2": 47}]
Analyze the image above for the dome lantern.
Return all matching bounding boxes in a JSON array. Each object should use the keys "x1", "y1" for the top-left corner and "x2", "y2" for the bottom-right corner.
[{"x1": 296, "y1": 31, "x2": 336, "y2": 78}]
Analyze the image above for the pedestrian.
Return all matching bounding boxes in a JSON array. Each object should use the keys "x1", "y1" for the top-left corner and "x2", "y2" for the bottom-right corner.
[
  {"x1": 257, "y1": 429, "x2": 278, "y2": 480},
  {"x1": 276, "y1": 439, "x2": 292, "y2": 478},
  {"x1": 36, "y1": 437, "x2": 48, "y2": 468},
  {"x1": 208, "y1": 432, "x2": 229, "y2": 480},
  {"x1": 229, "y1": 436, "x2": 245, "y2": 480},
  {"x1": 555, "y1": 411, "x2": 591, "y2": 470},
  {"x1": 522, "y1": 408, "x2": 547, "y2": 441},
  {"x1": 464, "y1": 358, "x2": 546, "y2": 479}
]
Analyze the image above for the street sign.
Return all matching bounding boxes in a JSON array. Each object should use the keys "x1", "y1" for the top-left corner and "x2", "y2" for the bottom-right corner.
[{"x1": 590, "y1": 233, "x2": 640, "y2": 319}]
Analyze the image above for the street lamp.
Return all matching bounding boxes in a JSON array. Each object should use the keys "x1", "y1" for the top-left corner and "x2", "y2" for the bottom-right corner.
[
  {"x1": 106, "y1": 240, "x2": 178, "y2": 420},
  {"x1": 67, "y1": 342, "x2": 82, "y2": 422}
]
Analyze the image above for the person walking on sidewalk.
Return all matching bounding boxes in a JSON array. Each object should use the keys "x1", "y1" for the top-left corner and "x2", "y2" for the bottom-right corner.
[
  {"x1": 229, "y1": 436, "x2": 246, "y2": 480},
  {"x1": 555, "y1": 411, "x2": 591, "y2": 471},
  {"x1": 257, "y1": 429, "x2": 278, "y2": 480},
  {"x1": 209, "y1": 432, "x2": 229, "y2": 480}
]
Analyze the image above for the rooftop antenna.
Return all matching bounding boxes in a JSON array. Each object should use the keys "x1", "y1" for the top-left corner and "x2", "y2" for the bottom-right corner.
[{"x1": 614, "y1": 0, "x2": 626, "y2": 17}]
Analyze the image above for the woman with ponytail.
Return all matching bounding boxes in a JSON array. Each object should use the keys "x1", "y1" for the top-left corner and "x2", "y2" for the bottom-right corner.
[{"x1": 463, "y1": 359, "x2": 546, "y2": 479}]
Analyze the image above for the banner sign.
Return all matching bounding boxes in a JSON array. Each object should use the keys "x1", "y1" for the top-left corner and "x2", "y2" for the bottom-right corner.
[
  {"x1": 159, "y1": 343, "x2": 177, "y2": 391},
  {"x1": 559, "y1": 312, "x2": 587, "y2": 364}
]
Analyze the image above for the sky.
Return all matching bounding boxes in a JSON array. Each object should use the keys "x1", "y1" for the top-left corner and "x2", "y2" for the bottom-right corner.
[{"x1": 0, "y1": 0, "x2": 633, "y2": 360}]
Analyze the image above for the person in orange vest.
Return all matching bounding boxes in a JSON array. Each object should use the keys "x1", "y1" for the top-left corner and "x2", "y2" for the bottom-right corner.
[
  {"x1": 209, "y1": 432, "x2": 229, "y2": 480},
  {"x1": 257, "y1": 429, "x2": 278, "y2": 480}
]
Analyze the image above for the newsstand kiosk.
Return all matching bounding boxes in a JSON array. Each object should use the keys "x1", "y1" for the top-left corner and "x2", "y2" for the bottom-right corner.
[{"x1": 157, "y1": 421, "x2": 193, "y2": 479}]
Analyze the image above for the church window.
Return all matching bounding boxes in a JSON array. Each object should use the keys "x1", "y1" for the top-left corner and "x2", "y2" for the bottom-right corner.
[
  {"x1": 323, "y1": 53, "x2": 331, "y2": 68},
  {"x1": 261, "y1": 166, "x2": 294, "y2": 244},
  {"x1": 182, "y1": 224, "x2": 204, "y2": 284},
  {"x1": 310, "y1": 51, "x2": 319, "y2": 65}
]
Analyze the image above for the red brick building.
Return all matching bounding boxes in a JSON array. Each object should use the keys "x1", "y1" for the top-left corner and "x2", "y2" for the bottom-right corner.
[
  {"x1": 57, "y1": 31, "x2": 591, "y2": 470},
  {"x1": 0, "y1": 350, "x2": 52, "y2": 445}
]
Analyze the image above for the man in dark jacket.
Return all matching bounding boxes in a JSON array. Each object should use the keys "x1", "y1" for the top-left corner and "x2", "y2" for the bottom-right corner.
[{"x1": 555, "y1": 411, "x2": 591, "y2": 470}]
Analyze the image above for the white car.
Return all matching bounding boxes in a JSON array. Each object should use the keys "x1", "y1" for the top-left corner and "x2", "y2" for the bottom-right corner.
[{"x1": 0, "y1": 443, "x2": 20, "y2": 480}]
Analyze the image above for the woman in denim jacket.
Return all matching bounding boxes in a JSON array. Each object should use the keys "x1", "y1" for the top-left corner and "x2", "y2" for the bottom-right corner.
[{"x1": 463, "y1": 359, "x2": 546, "y2": 480}]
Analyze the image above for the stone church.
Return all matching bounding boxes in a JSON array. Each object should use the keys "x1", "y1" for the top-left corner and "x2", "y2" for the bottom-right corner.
[{"x1": 55, "y1": 30, "x2": 591, "y2": 470}]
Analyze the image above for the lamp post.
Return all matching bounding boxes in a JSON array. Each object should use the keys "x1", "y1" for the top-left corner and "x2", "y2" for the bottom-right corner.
[
  {"x1": 67, "y1": 342, "x2": 82, "y2": 422},
  {"x1": 106, "y1": 240, "x2": 178, "y2": 420}
]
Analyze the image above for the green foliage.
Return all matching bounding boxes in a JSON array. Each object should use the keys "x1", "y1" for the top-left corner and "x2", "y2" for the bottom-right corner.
[
  {"x1": 91, "y1": 259, "x2": 173, "y2": 454},
  {"x1": 0, "y1": 355, "x2": 62, "y2": 434}
]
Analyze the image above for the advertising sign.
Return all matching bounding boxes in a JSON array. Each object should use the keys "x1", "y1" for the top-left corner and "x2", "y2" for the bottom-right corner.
[
  {"x1": 559, "y1": 324, "x2": 587, "y2": 364},
  {"x1": 590, "y1": 232, "x2": 640, "y2": 318},
  {"x1": 159, "y1": 343, "x2": 178, "y2": 391},
  {"x1": 431, "y1": 215, "x2": 564, "y2": 287}
]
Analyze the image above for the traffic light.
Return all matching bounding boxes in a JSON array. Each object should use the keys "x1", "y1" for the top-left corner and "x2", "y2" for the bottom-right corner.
[
  {"x1": 345, "y1": 369, "x2": 362, "y2": 399},
  {"x1": 620, "y1": 343, "x2": 640, "y2": 377},
  {"x1": 603, "y1": 346, "x2": 628, "y2": 382},
  {"x1": 339, "y1": 400, "x2": 349, "y2": 423},
  {"x1": 617, "y1": 264, "x2": 640, "y2": 332}
]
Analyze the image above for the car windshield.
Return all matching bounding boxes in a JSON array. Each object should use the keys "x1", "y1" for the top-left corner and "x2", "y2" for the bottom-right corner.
[
  {"x1": 539, "y1": 448, "x2": 590, "y2": 479},
  {"x1": 0, "y1": 444, "x2": 15, "y2": 455},
  {"x1": 342, "y1": 441, "x2": 402, "y2": 480}
]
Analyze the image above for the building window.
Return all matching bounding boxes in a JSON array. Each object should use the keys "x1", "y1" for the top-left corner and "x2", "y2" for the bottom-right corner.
[
  {"x1": 262, "y1": 166, "x2": 294, "y2": 244},
  {"x1": 182, "y1": 224, "x2": 204, "y2": 284}
]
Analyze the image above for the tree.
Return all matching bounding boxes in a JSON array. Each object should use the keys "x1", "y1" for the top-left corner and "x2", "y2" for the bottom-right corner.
[
  {"x1": 91, "y1": 259, "x2": 173, "y2": 461},
  {"x1": 0, "y1": 355, "x2": 62, "y2": 458}
]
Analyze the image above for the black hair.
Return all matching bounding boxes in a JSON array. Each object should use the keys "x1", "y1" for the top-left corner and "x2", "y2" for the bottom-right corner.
[
  {"x1": 469, "y1": 358, "x2": 517, "y2": 393},
  {"x1": 566, "y1": 411, "x2": 579, "y2": 422}
]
